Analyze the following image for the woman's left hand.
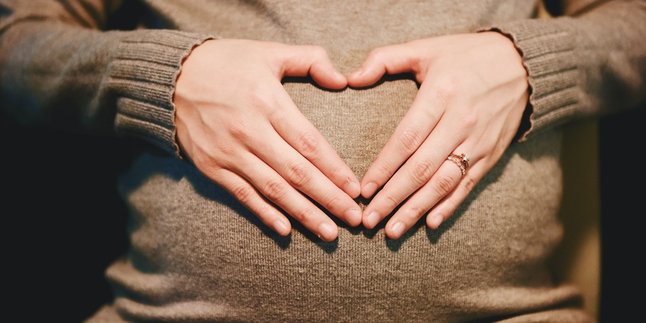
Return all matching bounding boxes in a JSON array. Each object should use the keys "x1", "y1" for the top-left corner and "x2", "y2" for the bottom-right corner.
[{"x1": 348, "y1": 32, "x2": 529, "y2": 239}]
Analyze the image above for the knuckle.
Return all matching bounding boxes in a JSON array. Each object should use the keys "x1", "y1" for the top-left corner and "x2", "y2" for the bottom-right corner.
[
  {"x1": 398, "y1": 129, "x2": 421, "y2": 154},
  {"x1": 206, "y1": 166, "x2": 227, "y2": 183},
  {"x1": 322, "y1": 195, "x2": 341, "y2": 212},
  {"x1": 419, "y1": 105, "x2": 440, "y2": 123},
  {"x1": 411, "y1": 161, "x2": 434, "y2": 184},
  {"x1": 328, "y1": 166, "x2": 346, "y2": 184},
  {"x1": 217, "y1": 156, "x2": 238, "y2": 172},
  {"x1": 432, "y1": 77, "x2": 460, "y2": 106},
  {"x1": 461, "y1": 114, "x2": 477, "y2": 130},
  {"x1": 193, "y1": 149, "x2": 225, "y2": 173},
  {"x1": 257, "y1": 204, "x2": 275, "y2": 216},
  {"x1": 264, "y1": 180, "x2": 288, "y2": 201},
  {"x1": 406, "y1": 205, "x2": 426, "y2": 220},
  {"x1": 189, "y1": 148, "x2": 212, "y2": 169},
  {"x1": 464, "y1": 175, "x2": 477, "y2": 193},
  {"x1": 248, "y1": 90, "x2": 273, "y2": 110},
  {"x1": 215, "y1": 141, "x2": 236, "y2": 156},
  {"x1": 228, "y1": 122, "x2": 250, "y2": 141},
  {"x1": 434, "y1": 175, "x2": 458, "y2": 196},
  {"x1": 298, "y1": 132, "x2": 319, "y2": 158},
  {"x1": 375, "y1": 160, "x2": 393, "y2": 178},
  {"x1": 292, "y1": 207, "x2": 315, "y2": 222},
  {"x1": 286, "y1": 162, "x2": 310, "y2": 188},
  {"x1": 231, "y1": 185, "x2": 254, "y2": 204},
  {"x1": 383, "y1": 194, "x2": 400, "y2": 210},
  {"x1": 255, "y1": 206, "x2": 274, "y2": 223},
  {"x1": 266, "y1": 104, "x2": 284, "y2": 123}
]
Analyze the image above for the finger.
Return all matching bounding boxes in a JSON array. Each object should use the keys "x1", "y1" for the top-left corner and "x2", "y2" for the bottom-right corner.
[
  {"x1": 360, "y1": 81, "x2": 444, "y2": 198},
  {"x1": 233, "y1": 152, "x2": 339, "y2": 242},
  {"x1": 215, "y1": 169, "x2": 292, "y2": 236},
  {"x1": 250, "y1": 123, "x2": 362, "y2": 226},
  {"x1": 269, "y1": 86, "x2": 361, "y2": 198},
  {"x1": 427, "y1": 160, "x2": 487, "y2": 230},
  {"x1": 384, "y1": 157, "x2": 463, "y2": 239},
  {"x1": 347, "y1": 43, "x2": 418, "y2": 87},
  {"x1": 362, "y1": 112, "x2": 464, "y2": 229},
  {"x1": 280, "y1": 45, "x2": 347, "y2": 89}
]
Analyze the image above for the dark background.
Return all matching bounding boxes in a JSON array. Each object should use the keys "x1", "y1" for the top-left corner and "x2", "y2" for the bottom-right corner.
[
  {"x1": 597, "y1": 107, "x2": 645, "y2": 322},
  {"x1": 2, "y1": 1, "x2": 641, "y2": 321},
  {"x1": 2, "y1": 107, "x2": 644, "y2": 321}
]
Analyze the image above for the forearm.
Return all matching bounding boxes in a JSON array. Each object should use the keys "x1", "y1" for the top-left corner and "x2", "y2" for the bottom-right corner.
[
  {"x1": 488, "y1": 0, "x2": 646, "y2": 140},
  {"x1": 0, "y1": 1, "x2": 212, "y2": 154}
]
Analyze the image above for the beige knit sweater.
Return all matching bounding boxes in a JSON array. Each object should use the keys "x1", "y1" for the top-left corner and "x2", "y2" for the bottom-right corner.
[{"x1": 1, "y1": 0, "x2": 645, "y2": 322}]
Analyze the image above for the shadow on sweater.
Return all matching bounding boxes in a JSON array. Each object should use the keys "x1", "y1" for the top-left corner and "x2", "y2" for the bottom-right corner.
[{"x1": 118, "y1": 99, "x2": 556, "y2": 256}]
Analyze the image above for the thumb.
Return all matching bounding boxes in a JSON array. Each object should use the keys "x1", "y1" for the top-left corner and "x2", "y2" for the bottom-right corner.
[
  {"x1": 280, "y1": 45, "x2": 347, "y2": 90},
  {"x1": 348, "y1": 44, "x2": 419, "y2": 88}
]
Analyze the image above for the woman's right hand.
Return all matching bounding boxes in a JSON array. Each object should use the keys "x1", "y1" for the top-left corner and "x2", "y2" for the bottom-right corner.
[{"x1": 174, "y1": 39, "x2": 361, "y2": 241}]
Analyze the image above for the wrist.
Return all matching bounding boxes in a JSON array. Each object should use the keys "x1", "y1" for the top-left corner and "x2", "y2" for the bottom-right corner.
[{"x1": 482, "y1": 31, "x2": 532, "y2": 141}]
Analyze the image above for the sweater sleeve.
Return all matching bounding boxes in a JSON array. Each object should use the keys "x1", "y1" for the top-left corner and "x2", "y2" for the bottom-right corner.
[
  {"x1": 0, "y1": 0, "x2": 213, "y2": 155},
  {"x1": 485, "y1": 0, "x2": 646, "y2": 141}
]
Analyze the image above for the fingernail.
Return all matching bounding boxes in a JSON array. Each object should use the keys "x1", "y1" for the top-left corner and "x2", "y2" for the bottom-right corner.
[
  {"x1": 390, "y1": 221, "x2": 405, "y2": 238},
  {"x1": 345, "y1": 208, "x2": 362, "y2": 226},
  {"x1": 318, "y1": 222, "x2": 337, "y2": 241},
  {"x1": 365, "y1": 211, "x2": 380, "y2": 228},
  {"x1": 429, "y1": 214, "x2": 443, "y2": 228},
  {"x1": 362, "y1": 182, "x2": 378, "y2": 198},
  {"x1": 347, "y1": 179, "x2": 361, "y2": 197},
  {"x1": 274, "y1": 219, "x2": 290, "y2": 236}
]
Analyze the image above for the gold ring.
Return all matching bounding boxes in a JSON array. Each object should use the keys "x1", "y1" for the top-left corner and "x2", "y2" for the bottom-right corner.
[{"x1": 447, "y1": 153, "x2": 470, "y2": 176}]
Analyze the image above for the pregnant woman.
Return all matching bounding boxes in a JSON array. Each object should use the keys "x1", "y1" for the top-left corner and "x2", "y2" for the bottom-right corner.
[{"x1": 1, "y1": 1, "x2": 644, "y2": 321}]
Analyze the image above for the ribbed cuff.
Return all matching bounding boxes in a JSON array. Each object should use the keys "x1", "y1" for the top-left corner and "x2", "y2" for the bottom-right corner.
[
  {"x1": 482, "y1": 18, "x2": 581, "y2": 141},
  {"x1": 109, "y1": 30, "x2": 214, "y2": 157}
]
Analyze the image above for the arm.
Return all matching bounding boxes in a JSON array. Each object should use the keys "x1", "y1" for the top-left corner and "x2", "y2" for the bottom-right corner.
[
  {"x1": 0, "y1": 0, "x2": 362, "y2": 240},
  {"x1": 349, "y1": 0, "x2": 646, "y2": 239},
  {"x1": 488, "y1": 0, "x2": 646, "y2": 141},
  {"x1": 0, "y1": 0, "x2": 212, "y2": 154}
]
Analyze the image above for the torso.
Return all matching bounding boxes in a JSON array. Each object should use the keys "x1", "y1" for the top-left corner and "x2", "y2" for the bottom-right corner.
[{"x1": 106, "y1": 1, "x2": 587, "y2": 321}]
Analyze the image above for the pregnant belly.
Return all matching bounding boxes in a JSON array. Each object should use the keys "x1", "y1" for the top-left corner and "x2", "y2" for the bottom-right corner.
[{"x1": 108, "y1": 80, "x2": 576, "y2": 322}]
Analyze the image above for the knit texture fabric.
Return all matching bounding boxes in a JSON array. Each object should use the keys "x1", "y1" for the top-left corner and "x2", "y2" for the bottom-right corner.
[{"x1": 1, "y1": 0, "x2": 645, "y2": 322}]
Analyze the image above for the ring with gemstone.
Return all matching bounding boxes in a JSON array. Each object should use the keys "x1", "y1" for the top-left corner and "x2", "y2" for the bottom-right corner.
[{"x1": 446, "y1": 153, "x2": 470, "y2": 176}]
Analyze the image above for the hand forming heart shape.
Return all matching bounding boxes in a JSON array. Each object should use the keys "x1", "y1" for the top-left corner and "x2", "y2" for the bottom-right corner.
[{"x1": 174, "y1": 32, "x2": 528, "y2": 241}]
